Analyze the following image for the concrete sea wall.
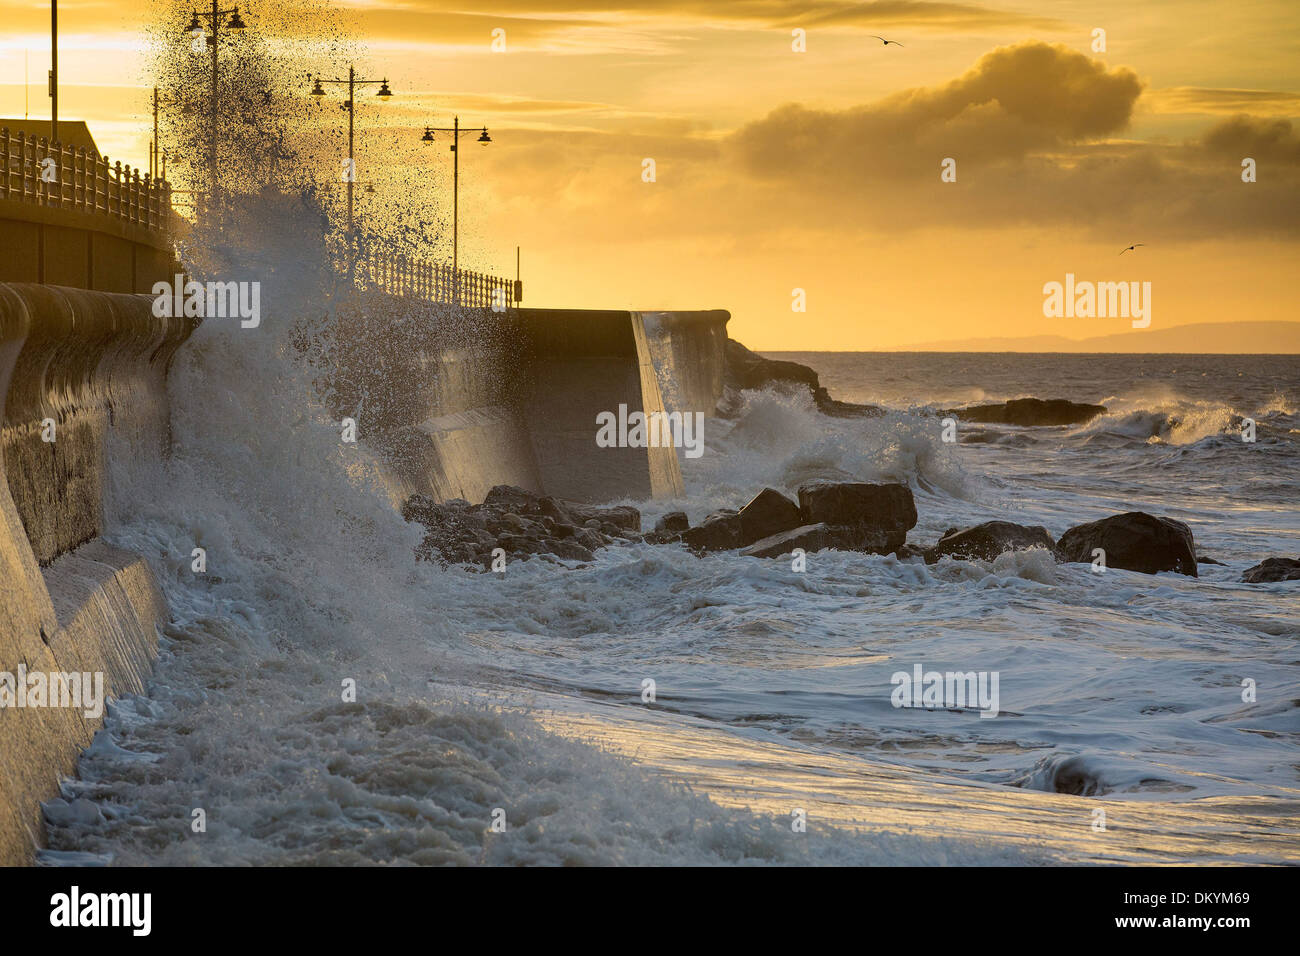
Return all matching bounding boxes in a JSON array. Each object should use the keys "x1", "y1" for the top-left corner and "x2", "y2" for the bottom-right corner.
[
  {"x1": 334, "y1": 299, "x2": 729, "y2": 505},
  {"x1": 0, "y1": 280, "x2": 727, "y2": 865},
  {"x1": 0, "y1": 283, "x2": 191, "y2": 864}
]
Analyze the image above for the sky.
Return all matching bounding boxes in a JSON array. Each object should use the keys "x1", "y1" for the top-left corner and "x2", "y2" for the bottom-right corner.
[{"x1": 1, "y1": 0, "x2": 1297, "y2": 349}]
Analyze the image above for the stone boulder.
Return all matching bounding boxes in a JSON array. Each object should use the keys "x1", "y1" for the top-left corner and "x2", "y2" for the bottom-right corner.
[
  {"x1": 682, "y1": 513, "x2": 744, "y2": 553},
  {"x1": 721, "y1": 338, "x2": 883, "y2": 418},
  {"x1": 926, "y1": 521, "x2": 1055, "y2": 564},
  {"x1": 796, "y1": 481, "x2": 916, "y2": 551},
  {"x1": 737, "y1": 488, "x2": 803, "y2": 546},
  {"x1": 742, "y1": 523, "x2": 838, "y2": 559},
  {"x1": 655, "y1": 511, "x2": 689, "y2": 534},
  {"x1": 1241, "y1": 558, "x2": 1300, "y2": 583},
  {"x1": 947, "y1": 398, "x2": 1106, "y2": 427},
  {"x1": 1055, "y1": 512, "x2": 1197, "y2": 576}
]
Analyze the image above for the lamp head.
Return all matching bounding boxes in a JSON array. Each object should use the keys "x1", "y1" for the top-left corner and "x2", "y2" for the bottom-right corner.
[
  {"x1": 227, "y1": 7, "x2": 247, "y2": 31},
  {"x1": 310, "y1": 78, "x2": 325, "y2": 98},
  {"x1": 420, "y1": 127, "x2": 435, "y2": 143},
  {"x1": 477, "y1": 129, "x2": 492, "y2": 145},
  {"x1": 376, "y1": 80, "x2": 393, "y2": 101}
]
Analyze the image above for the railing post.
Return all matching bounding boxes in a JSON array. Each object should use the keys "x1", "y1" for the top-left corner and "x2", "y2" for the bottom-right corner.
[{"x1": 0, "y1": 127, "x2": 8, "y2": 200}]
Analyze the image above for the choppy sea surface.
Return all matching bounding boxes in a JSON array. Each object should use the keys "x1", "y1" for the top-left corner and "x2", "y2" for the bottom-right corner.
[{"x1": 41, "y1": 343, "x2": 1300, "y2": 866}]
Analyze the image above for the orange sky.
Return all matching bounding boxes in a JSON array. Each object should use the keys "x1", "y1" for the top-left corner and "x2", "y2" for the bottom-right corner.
[{"x1": 1, "y1": 0, "x2": 1297, "y2": 349}]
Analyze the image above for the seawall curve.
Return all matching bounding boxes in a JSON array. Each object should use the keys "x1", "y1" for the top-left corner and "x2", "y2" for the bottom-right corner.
[
  {"x1": 331, "y1": 298, "x2": 730, "y2": 506},
  {"x1": 0, "y1": 286, "x2": 726, "y2": 864},
  {"x1": 0, "y1": 283, "x2": 191, "y2": 864}
]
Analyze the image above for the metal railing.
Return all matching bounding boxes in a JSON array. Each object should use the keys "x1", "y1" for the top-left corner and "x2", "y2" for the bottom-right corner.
[
  {"x1": 359, "y1": 249, "x2": 513, "y2": 311},
  {"x1": 0, "y1": 127, "x2": 172, "y2": 233}
]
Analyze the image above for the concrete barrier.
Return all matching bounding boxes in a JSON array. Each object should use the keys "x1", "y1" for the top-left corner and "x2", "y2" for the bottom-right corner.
[
  {"x1": 517, "y1": 308, "x2": 729, "y2": 502},
  {"x1": 0, "y1": 283, "x2": 191, "y2": 864},
  {"x1": 0, "y1": 283, "x2": 726, "y2": 864},
  {"x1": 333, "y1": 299, "x2": 729, "y2": 506}
]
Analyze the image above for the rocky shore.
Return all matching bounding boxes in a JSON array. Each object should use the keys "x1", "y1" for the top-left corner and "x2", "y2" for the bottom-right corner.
[
  {"x1": 401, "y1": 480, "x2": 1296, "y2": 585},
  {"x1": 398, "y1": 339, "x2": 1292, "y2": 581}
]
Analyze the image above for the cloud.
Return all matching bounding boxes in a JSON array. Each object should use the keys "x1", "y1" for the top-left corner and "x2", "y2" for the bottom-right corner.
[
  {"x1": 728, "y1": 42, "x2": 1143, "y2": 179},
  {"x1": 1147, "y1": 87, "x2": 1300, "y2": 117},
  {"x1": 473, "y1": 41, "x2": 1300, "y2": 244},
  {"x1": 1202, "y1": 115, "x2": 1300, "y2": 164}
]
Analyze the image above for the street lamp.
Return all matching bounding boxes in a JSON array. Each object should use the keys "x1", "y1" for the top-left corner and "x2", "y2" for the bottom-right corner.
[
  {"x1": 184, "y1": 3, "x2": 250, "y2": 201},
  {"x1": 309, "y1": 66, "x2": 394, "y2": 237},
  {"x1": 419, "y1": 117, "x2": 491, "y2": 276}
]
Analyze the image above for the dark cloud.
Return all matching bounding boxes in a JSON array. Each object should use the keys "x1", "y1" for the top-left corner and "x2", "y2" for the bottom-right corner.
[
  {"x1": 1202, "y1": 115, "x2": 1300, "y2": 164},
  {"x1": 729, "y1": 42, "x2": 1143, "y2": 180}
]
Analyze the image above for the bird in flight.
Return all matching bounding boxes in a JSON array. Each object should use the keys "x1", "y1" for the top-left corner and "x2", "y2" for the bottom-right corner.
[
  {"x1": 1119, "y1": 243, "x2": 1145, "y2": 255},
  {"x1": 869, "y1": 36, "x2": 904, "y2": 46}
]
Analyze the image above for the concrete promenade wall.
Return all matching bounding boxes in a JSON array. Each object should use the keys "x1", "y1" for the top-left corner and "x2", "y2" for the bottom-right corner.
[
  {"x1": 333, "y1": 299, "x2": 729, "y2": 506},
  {"x1": 0, "y1": 283, "x2": 191, "y2": 864},
  {"x1": 0, "y1": 282, "x2": 726, "y2": 865},
  {"x1": 0, "y1": 200, "x2": 181, "y2": 294}
]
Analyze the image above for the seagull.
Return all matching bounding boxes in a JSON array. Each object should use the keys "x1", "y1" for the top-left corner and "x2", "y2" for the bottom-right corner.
[
  {"x1": 869, "y1": 35, "x2": 904, "y2": 46},
  {"x1": 1119, "y1": 243, "x2": 1144, "y2": 255}
]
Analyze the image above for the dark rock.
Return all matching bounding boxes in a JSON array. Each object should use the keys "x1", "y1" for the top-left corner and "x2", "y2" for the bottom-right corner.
[
  {"x1": 722, "y1": 338, "x2": 882, "y2": 418},
  {"x1": 1241, "y1": 557, "x2": 1300, "y2": 583},
  {"x1": 725, "y1": 338, "x2": 820, "y2": 392},
  {"x1": 644, "y1": 529, "x2": 682, "y2": 544},
  {"x1": 550, "y1": 540, "x2": 596, "y2": 562},
  {"x1": 576, "y1": 529, "x2": 606, "y2": 551},
  {"x1": 737, "y1": 488, "x2": 804, "y2": 546},
  {"x1": 946, "y1": 398, "x2": 1106, "y2": 427},
  {"x1": 538, "y1": 496, "x2": 574, "y2": 524},
  {"x1": 926, "y1": 521, "x2": 1054, "y2": 564},
  {"x1": 796, "y1": 481, "x2": 917, "y2": 536},
  {"x1": 1196, "y1": 555, "x2": 1226, "y2": 566},
  {"x1": 484, "y1": 484, "x2": 544, "y2": 514},
  {"x1": 567, "y1": 503, "x2": 641, "y2": 532},
  {"x1": 742, "y1": 523, "x2": 837, "y2": 558},
  {"x1": 655, "y1": 511, "x2": 690, "y2": 534},
  {"x1": 682, "y1": 513, "x2": 745, "y2": 553},
  {"x1": 1055, "y1": 512, "x2": 1197, "y2": 576},
  {"x1": 741, "y1": 523, "x2": 901, "y2": 558}
]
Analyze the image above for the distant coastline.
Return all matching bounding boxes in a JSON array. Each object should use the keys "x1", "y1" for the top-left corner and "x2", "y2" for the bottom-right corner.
[{"x1": 756, "y1": 321, "x2": 1300, "y2": 354}]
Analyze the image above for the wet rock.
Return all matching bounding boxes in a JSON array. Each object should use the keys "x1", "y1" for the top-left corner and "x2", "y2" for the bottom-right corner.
[
  {"x1": 737, "y1": 488, "x2": 803, "y2": 546},
  {"x1": 682, "y1": 513, "x2": 745, "y2": 553},
  {"x1": 722, "y1": 338, "x2": 883, "y2": 418},
  {"x1": 946, "y1": 398, "x2": 1106, "y2": 427},
  {"x1": 926, "y1": 521, "x2": 1055, "y2": 564},
  {"x1": 796, "y1": 481, "x2": 917, "y2": 545},
  {"x1": 550, "y1": 540, "x2": 595, "y2": 562},
  {"x1": 741, "y1": 523, "x2": 837, "y2": 558},
  {"x1": 403, "y1": 484, "x2": 637, "y2": 569},
  {"x1": 655, "y1": 511, "x2": 690, "y2": 534},
  {"x1": 1055, "y1": 512, "x2": 1197, "y2": 576},
  {"x1": 1196, "y1": 554, "x2": 1226, "y2": 566},
  {"x1": 1241, "y1": 557, "x2": 1300, "y2": 583}
]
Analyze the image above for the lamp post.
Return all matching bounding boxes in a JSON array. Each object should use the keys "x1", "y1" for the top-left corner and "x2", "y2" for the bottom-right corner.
[
  {"x1": 151, "y1": 87, "x2": 192, "y2": 180},
  {"x1": 420, "y1": 117, "x2": 491, "y2": 276},
  {"x1": 50, "y1": 1, "x2": 56, "y2": 143},
  {"x1": 184, "y1": 3, "x2": 247, "y2": 201},
  {"x1": 309, "y1": 66, "x2": 393, "y2": 238}
]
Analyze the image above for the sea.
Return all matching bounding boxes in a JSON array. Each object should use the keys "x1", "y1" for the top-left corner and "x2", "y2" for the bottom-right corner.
[{"x1": 40, "y1": 338, "x2": 1300, "y2": 865}]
